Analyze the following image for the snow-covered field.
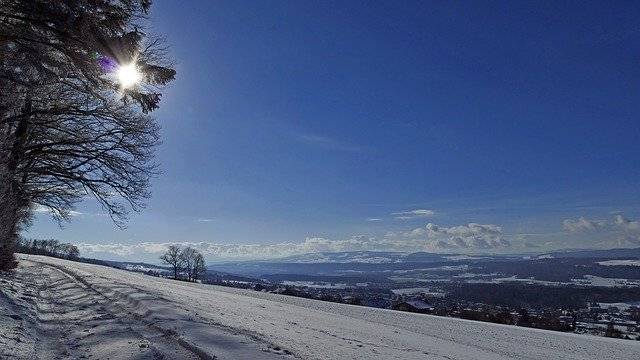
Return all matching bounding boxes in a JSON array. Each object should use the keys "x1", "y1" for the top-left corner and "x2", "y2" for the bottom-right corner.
[
  {"x1": 597, "y1": 259, "x2": 640, "y2": 266},
  {"x1": 572, "y1": 275, "x2": 640, "y2": 287},
  {"x1": 390, "y1": 287, "x2": 446, "y2": 297},
  {"x1": 2, "y1": 255, "x2": 640, "y2": 359}
]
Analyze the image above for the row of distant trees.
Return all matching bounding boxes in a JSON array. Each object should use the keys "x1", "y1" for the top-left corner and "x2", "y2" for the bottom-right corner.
[
  {"x1": 16, "y1": 238, "x2": 80, "y2": 260},
  {"x1": 160, "y1": 245, "x2": 207, "y2": 282}
]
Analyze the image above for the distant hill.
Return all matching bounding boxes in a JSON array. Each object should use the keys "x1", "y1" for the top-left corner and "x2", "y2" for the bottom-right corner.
[
  {"x1": 277, "y1": 251, "x2": 415, "y2": 263},
  {"x1": 106, "y1": 260, "x2": 260, "y2": 283},
  {"x1": 405, "y1": 251, "x2": 452, "y2": 262},
  {"x1": 539, "y1": 248, "x2": 640, "y2": 259},
  {"x1": 240, "y1": 250, "x2": 502, "y2": 264}
]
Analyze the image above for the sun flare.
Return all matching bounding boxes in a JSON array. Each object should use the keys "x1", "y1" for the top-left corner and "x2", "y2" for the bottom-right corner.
[{"x1": 117, "y1": 63, "x2": 141, "y2": 88}]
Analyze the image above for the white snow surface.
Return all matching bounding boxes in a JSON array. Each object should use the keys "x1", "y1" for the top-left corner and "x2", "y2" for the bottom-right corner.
[
  {"x1": 391, "y1": 287, "x2": 446, "y2": 296},
  {"x1": 597, "y1": 259, "x2": 640, "y2": 266},
  {"x1": 3, "y1": 255, "x2": 640, "y2": 360}
]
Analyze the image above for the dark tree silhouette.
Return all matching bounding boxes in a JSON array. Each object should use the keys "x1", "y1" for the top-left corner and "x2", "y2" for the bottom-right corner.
[
  {"x1": 0, "y1": 0, "x2": 175, "y2": 270},
  {"x1": 16, "y1": 238, "x2": 79, "y2": 260},
  {"x1": 180, "y1": 247, "x2": 207, "y2": 282},
  {"x1": 160, "y1": 245, "x2": 182, "y2": 280},
  {"x1": 180, "y1": 246, "x2": 198, "y2": 282},
  {"x1": 192, "y1": 252, "x2": 207, "y2": 282},
  {"x1": 160, "y1": 245, "x2": 206, "y2": 282}
]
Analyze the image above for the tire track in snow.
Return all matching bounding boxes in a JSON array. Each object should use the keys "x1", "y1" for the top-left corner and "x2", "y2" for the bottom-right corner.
[
  {"x1": 23, "y1": 258, "x2": 295, "y2": 360},
  {"x1": 41, "y1": 261, "x2": 213, "y2": 360}
]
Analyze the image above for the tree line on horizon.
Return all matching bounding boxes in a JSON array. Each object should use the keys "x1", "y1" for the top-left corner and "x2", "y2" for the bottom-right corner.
[
  {"x1": 160, "y1": 245, "x2": 207, "y2": 283},
  {"x1": 15, "y1": 238, "x2": 80, "y2": 260}
]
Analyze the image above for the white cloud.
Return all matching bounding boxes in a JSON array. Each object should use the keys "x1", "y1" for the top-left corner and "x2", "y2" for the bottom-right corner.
[
  {"x1": 423, "y1": 222, "x2": 510, "y2": 250},
  {"x1": 77, "y1": 220, "x2": 512, "y2": 262},
  {"x1": 403, "y1": 228, "x2": 426, "y2": 238},
  {"x1": 77, "y1": 235, "x2": 428, "y2": 262},
  {"x1": 562, "y1": 217, "x2": 607, "y2": 232},
  {"x1": 612, "y1": 215, "x2": 640, "y2": 246},
  {"x1": 196, "y1": 218, "x2": 214, "y2": 223},
  {"x1": 74, "y1": 214, "x2": 640, "y2": 263},
  {"x1": 365, "y1": 218, "x2": 382, "y2": 222},
  {"x1": 33, "y1": 204, "x2": 83, "y2": 217},
  {"x1": 614, "y1": 215, "x2": 640, "y2": 231},
  {"x1": 392, "y1": 209, "x2": 435, "y2": 220},
  {"x1": 562, "y1": 214, "x2": 640, "y2": 247}
]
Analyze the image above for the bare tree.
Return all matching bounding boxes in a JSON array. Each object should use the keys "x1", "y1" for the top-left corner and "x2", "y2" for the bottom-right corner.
[
  {"x1": 192, "y1": 252, "x2": 207, "y2": 282},
  {"x1": 0, "y1": 0, "x2": 175, "y2": 270},
  {"x1": 180, "y1": 247, "x2": 198, "y2": 282},
  {"x1": 160, "y1": 245, "x2": 182, "y2": 280},
  {"x1": 159, "y1": 246, "x2": 206, "y2": 282},
  {"x1": 59, "y1": 243, "x2": 80, "y2": 260}
]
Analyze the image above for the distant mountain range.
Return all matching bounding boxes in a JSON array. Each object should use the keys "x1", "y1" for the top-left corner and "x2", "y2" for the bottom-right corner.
[
  {"x1": 277, "y1": 251, "x2": 412, "y2": 263},
  {"x1": 276, "y1": 248, "x2": 640, "y2": 264},
  {"x1": 104, "y1": 248, "x2": 640, "y2": 282},
  {"x1": 273, "y1": 251, "x2": 488, "y2": 264}
]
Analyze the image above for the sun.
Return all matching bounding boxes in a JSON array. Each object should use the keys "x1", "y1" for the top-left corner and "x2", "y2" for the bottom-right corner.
[{"x1": 117, "y1": 63, "x2": 141, "y2": 88}]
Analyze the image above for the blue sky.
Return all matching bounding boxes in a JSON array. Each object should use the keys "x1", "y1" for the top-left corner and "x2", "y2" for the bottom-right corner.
[{"x1": 28, "y1": 1, "x2": 640, "y2": 261}]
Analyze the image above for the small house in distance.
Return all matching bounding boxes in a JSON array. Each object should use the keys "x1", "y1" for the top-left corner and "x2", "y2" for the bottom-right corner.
[{"x1": 392, "y1": 299, "x2": 434, "y2": 314}]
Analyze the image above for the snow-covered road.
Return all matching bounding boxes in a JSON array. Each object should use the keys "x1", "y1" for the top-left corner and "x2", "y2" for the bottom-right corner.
[
  {"x1": 1, "y1": 257, "x2": 288, "y2": 359},
  {"x1": 3, "y1": 255, "x2": 640, "y2": 359}
]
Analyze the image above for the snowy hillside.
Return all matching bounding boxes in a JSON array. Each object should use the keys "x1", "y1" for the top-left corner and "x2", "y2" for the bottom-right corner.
[{"x1": 2, "y1": 255, "x2": 639, "y2": 360}]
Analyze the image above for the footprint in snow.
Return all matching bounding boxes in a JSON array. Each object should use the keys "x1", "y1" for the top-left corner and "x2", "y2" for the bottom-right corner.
[{"x1": 263, "y1": 346, "x2": 293, "y2": 356}]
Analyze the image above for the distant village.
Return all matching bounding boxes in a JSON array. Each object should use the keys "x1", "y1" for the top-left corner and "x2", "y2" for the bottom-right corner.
[
  {"x1": 201, "y1": 277, "x2": 640, "y2": 341},
  {"x1": 391, "y1": 295, "x2": 640, "y2": 341}
]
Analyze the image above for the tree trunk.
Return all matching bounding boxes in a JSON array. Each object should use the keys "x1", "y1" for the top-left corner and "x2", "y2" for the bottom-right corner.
[
  {"x1": 0, "y1": 172, "x2": 19, "y2": 271},
  {"x1": 0, "y1": 99, "x2": 30, "y2": 271}
]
